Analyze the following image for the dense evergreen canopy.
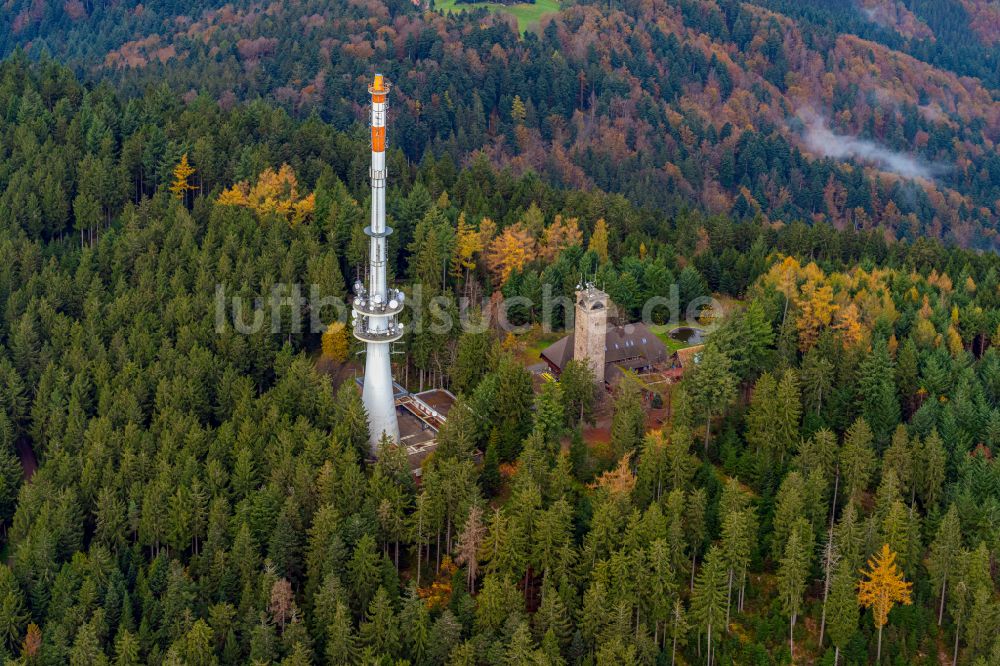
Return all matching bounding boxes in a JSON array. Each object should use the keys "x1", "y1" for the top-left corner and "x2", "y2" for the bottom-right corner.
[{"x1": 0, "y1": 55, "x2": 999, "y2": 665}]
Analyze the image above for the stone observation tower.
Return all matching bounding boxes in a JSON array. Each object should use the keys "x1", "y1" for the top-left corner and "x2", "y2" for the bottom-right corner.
[
  {"x1": 573, "y1": 283, "x2": 608, "y2": 382},
  {"x1": 352, "y1": 74, "x2": 403, "y2": 452}
]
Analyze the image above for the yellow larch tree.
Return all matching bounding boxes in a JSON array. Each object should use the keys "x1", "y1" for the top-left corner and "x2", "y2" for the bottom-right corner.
[
  {"x1": 500, "y1": 331, "x2": 523, "y2": 355},
  {"x1": 216, "y1": 164, "x2": 315, "y2": 225},
  {"x1": 511, "y1": 95, "x2": 526, "y2": 124},
  {"x1": 217, "y1": 183, "x2": 248, "y2": 207},
  {"x1": 247, "y1": 164, "x2": 299, "y2": 218},
  {"x1": 946, "y1": 326, "x2": 964, "y2": 357},
  {"x1": 765, "y1": 255, "x2": 803, "y2": 324},
  {"x1": 450, "y1": 213, "x2": 482, "y2": 289},
  {"x1": 170, "y1": 153, "x2": 197, "y2": 202},
  {"x1": 321, "y1": 322, "x2": 350, "y2": 364},
  {"x1": 588, "y1": 218, "x2": 609, "y2": 264},
  {"x1": 477, "y1": 217, "x2": 498, "y2": 253},
  {"x1": 485, "y1": 222, "x2": 536, "y2": 284},
  {"x1": 540, "y1": 214, "x2": 583, "y2": 262},
  {"x1": 833, "y1": 302, "x2": 865, "y2": 349},
  {"x1": 589, "y1": 451, "x2": 637, "y2": 497},
  {"x1": 857, "y1": 543, "x2": 912, "y2": 662},
  {"x1": 795, "y1": 282, "x2": 836, "y2": 352}
]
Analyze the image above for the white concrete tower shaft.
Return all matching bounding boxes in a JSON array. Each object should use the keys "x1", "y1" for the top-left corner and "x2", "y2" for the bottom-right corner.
[{"x1": 353, "y1": 74, "x2": 402, "y2": 453}]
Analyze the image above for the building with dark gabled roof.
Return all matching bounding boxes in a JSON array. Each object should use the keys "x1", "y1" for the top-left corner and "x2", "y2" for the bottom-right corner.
[{"x1": 540, "y1": 285, "x2": 668, "y2": 386}]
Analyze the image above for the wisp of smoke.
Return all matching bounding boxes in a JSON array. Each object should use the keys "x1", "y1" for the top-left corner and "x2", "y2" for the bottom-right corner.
[{"x1": 797, "y1": 111, "x2": 945, "y2": 180}]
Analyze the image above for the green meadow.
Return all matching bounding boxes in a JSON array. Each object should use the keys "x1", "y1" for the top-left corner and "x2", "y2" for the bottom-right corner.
[{"x1": 435, "y1": 0, "x2": 560, "y2": 32}]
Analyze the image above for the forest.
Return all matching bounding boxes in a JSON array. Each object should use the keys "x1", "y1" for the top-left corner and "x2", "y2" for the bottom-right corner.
[
  {"x1": 2, "y1": 0, "x2": 1000, "y2": 248},
  {"x1": 1, "y1": 49, "x2": 1000, "y2": 665}
]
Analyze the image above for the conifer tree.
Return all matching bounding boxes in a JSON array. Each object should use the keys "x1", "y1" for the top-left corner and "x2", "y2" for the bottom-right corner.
[
  {"x1": 826, "y1": 561, "x2": 858, "y2": 666},
  {"x1": 348, "y1": 534, "x2": 382, "y2": 613},
  {"x1": 359, "y1": 587, "x2": 400, "y2": 658},
  {"x1": 533, "y1": 582, "x2": 572, "y2": 650},
  {"x1": 170, "y1": 153, "x2": 197, "y2": 203},
  {"x1": 928, "y1": 505, "x2": 962, "y2": 626},
  {"x1": 609, "y1": 377, "x2": 645, "y2": 460},
  {"x1": 857, "y1": 339, "x2": 900, "y2": 445},
  {"x1": 587, "y1": 219, "x2": 609, "y2": 264},
  {"x1": 920, "y1": 429, "x2": 947, "y2": 508},
  {"x1": 800, "y1": 346, "x2": 834, "y2": 417},
  {"x1": 949, "y1": 577, "x2": 970, "y2": 666},
  {"x1": 776, "y1": 518, "x2": 813, "y2": 660},
  {"x1": 771, "y1": 471, "x2": 806, "y2": 561},
  {"x1": 691, "y1": 545, "x2": 727, "y2": 666},
  {"x1": 745, "y1": 372, "x2": 777, "y2": 459},
  {"x1": 882, "y1": 426, "x2": 914, "y2": 506},
  {"x1": 667, "y1": 599, "x2": 688, "y2": 666},
  {"x1": 325, "y1": 602, "x2": 357, "y2": 666},
  {"x1": 476, "y1": 574, "x2": 522, "y2": 634},
  {"x1": 857, "y1": 543, "x2": 912, "y2": 662},
  {"x1": 454, "y1": 505, "x2": 485, "y2": 590},
  {"x1": 719, "y1": 507, "x2": 753, "y2": 626},
  {"x1": 840, "y1": 418, "x2": 876, "y2": 503},
  {"x1": 559, "y1": 359, "x2": 598, "y2": 426},
  {"x1": 774, "y1": 368, "x2": 802, "y2": 463},
  {"x1": 534, "y1": 380, "x2": 565, "y2": 449},
  {"x1": 685, "y1": 488, "x2": 707, "y2": 593},
  {"x1": 965, "y1": 585, "x2": 997, "y2": 661},
  {"x1": 683, "y1": 345, "x2": 737, "y2": 453},
  {"x1": 451, "y1": 331, "x2": 494, "y2": 396},
  {"x1": 817, "y1": 529, "x2": 840, "y2": 647}
]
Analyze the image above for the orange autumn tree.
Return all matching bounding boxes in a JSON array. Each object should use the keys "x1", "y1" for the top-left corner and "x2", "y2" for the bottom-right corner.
[
  {"x1": 485, "y1": 222, "x2": 535, "y2": 284},
  {"x1": 589, "y1": 450, "x2": 637, "y2": 497},
  {"x1": 539, "y1": 214, "x2": 583, "y2": 262},
  {"x1": 833, "y1": 302, "x2": 865, "y2": 349},
  {"x1": 796, "y1": 281, "x2": 837, "y2": 351},
  {"x1": 21, "y1": 623, "x2": 41, "y2": 661},
  {"x1": 857, "y1": 544, "x2": 913, "y2": 662},
  {"x1": 217, "y1": 164, "x2": 316, "y2": 225}
]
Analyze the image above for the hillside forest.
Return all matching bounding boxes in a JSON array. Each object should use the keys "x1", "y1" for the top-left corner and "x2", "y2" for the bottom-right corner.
[
  {"x1": 2, "y1": 0, "x2": 1000, "y2": 248},
  {"x1": 1, "y1": 0, "x2": 1000, "y2": 665},
  {"x1": 1, "y1": 53, "x2": 1000, "y2": 664}
]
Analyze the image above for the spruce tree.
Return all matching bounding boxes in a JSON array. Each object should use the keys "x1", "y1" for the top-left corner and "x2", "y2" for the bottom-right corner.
[
  {"x1": 776, "y1": 518, "x2": 813, "y2": 661},
  {"x1": 928, "y1": 505, "x2": 962, "y2": 626},
  {"x1": 840, "y1": 418, "x2": 876, "y2": 503},
  {"x1": 684, "y1": 345, "x2": 737, "y2": 453},
  {"x1": 325, "y1": 602, "x2": 357, "y2": 666},
  {"x1": 691, "y1": 545, "x2": 727, "y2": 666},
  {"x1": 359, "y1": 587, "x2": 400, "y2": 658},
  {"x1": 826, "y1": 561, "x2": 858, "y2": 666}
]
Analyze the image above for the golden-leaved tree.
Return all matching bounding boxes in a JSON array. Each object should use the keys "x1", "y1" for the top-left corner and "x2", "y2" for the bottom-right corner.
[
  {"x1": 170, "y1": 153, "x2": 197, "y2": 202},
  {"x1": 540, "y1": 215, "x2": 582, "y2": 262},
  {"x1": 795, "y1": 281, "x2": 837, "y2": 352},
  {"x1": 217, "y1": 164, "x2": 316, "y2": 225},
  {"x1": 321, "y1": 322, "x2": 350, "y2": 364},
  {"x1": 857, "y1": 543, "x2": 912, "y2": 662},
  {"x1": 587, "y1": 218, "x2": 609, "y2": 264},
  {"x1": 485, "y1": 222, "x2": 535, "y2": 284},
  {"x1": 450, "y1": 213, "x2": 482, "y2": 291}
]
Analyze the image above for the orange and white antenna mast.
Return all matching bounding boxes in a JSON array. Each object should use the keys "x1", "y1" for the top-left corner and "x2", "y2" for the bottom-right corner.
[{"x1": 352, "y1": 74, "x2": 402, "y2": 452}]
